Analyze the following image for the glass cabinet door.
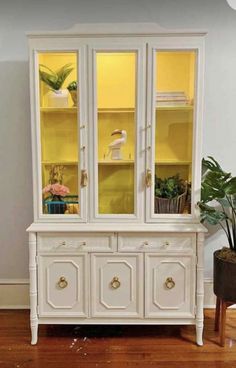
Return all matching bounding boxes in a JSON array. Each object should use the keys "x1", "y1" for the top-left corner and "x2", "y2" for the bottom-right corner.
[
  {"x1": 38, "y1": 52, "x2": 81, "y2": 216},
  {"x1": 148, "y1": 50, "x2": 196, "y2": 217},
  {"x1": 94, "y1": 51, "x2": 139, "y2": 217}
]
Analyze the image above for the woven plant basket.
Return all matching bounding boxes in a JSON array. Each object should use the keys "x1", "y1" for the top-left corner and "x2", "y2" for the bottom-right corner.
[{"x1": 155, "y1": 189, "x2": 187, "y2": 214}]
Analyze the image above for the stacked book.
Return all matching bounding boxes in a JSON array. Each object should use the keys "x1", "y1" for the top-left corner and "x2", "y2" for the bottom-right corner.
[{"x1": 156, "y1": 91, "x2": 189, "y2": 106}]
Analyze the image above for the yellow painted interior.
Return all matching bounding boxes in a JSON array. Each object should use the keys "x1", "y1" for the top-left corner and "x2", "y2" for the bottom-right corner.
[
  {"x1": 39, "y1": 53, "x2": 79, "y2": 214},
  {"x1": 156, "y1": 51, "x2": 196, "y2": 101},
  {"x1": 98, "y1": 165, "x2": 134, "y2": 214},
  {"x1": 97, "y1": 52, "x2": 136, "y2": 214},
  {"x1": 96, "y1": 53, "x2": 136, "y2": 109},
  {"x1": 155, "y1": 51, "x2": 196, "y2": 214}
]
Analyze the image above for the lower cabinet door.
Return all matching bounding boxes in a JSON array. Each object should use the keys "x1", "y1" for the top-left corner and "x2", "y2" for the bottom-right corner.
[
  {"x1": 91, "y1": 254, "x2": 143, "y2": 318},
  {"x1": 38, "y1": 255, "x2": 87, "y2": 317},
  {"x1": 145, "y1": 254, "x2": 195, "y2": 318}
]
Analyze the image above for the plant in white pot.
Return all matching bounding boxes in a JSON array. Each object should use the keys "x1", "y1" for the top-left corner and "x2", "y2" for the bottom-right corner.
[
  {"x1": 39, "y1": 63, "x2": 74, "y2": 107},
  {"x1": 198, "y1": 156, "x2": 236, "y2": 302}
]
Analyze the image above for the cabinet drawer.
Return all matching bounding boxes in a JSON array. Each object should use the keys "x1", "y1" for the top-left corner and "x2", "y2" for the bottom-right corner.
[
  {"x1": 145, "y1": 254, "x2": 195, "y2": 318},
  {"x1": 118, "y1": 233, "x2": 195, "y2": 253},
  {"x1": 91, "y1": 254, "x2": 143, "y2": 318},
  {"x1": 38, "y1": 233, "x2": 116, "y2": 252},
  {"x1": 38, "y1": 254, "x2": 87, "y2": 317}
]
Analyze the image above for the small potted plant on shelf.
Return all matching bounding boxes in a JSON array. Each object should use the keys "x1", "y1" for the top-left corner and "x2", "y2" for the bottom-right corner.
[
  {"x1": 154, "y1": 174, "x2": 187, "y2": 214},
  {"x1": 39, "y1": 63, "x2": 74, "y2": 107},
  {"x1": 198, "y1": 156, "x2": 236, "y2": 302},
  {"x1": 67, "y1": 81, "x2": 77, "y2": 106},
  {"x1": 42, "y1": 165, "x2": 70, "y2": 214}
]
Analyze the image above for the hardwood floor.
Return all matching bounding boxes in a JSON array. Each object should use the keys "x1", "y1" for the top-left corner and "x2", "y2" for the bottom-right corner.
[{"x1": 0, "y1": 309, "x2": 236, "y2": 367}]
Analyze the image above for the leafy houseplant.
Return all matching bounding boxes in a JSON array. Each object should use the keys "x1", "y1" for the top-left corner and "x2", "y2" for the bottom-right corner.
[
  {"x1": 42, "y1": 165, "x2": 70, "y2": 214},
  {"x1": 67, "y1": 81, "x2": 77, "y2": 106},
  {"x1": 198, "y1": 156, "x2": 236, "y2": 301},
  {"x1": 39, "y1": 63, "x2": 74, "y2": 107},
  {"x1": 154, "y1": 174, "x2": 187, "y2": 214}
]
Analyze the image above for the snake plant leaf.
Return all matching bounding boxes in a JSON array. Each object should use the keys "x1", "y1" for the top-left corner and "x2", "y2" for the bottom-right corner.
[{"x1": 39, "y1": 63, "x2": 74, "y2": 91}]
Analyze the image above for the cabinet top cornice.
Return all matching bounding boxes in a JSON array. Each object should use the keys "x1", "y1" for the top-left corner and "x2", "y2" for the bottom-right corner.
[{"x1": 27, "y1": 22, "x2": 207, "y2": 38}]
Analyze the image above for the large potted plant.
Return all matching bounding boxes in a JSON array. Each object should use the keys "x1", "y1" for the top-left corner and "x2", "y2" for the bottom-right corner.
[
  {"x1": 154, "y1": 174, "x2": 188, "y2": 214},
  {"x1": 198, "y1": 156, "x2": 236, "y2": 301},
  {"x1": 39, "y1": 63, "x2": 74, "y2": 107}
]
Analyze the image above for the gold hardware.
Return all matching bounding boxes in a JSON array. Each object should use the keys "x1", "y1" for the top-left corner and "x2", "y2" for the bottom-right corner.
[
  {"x1": 110, "y1": 276, "x2": 121, "y2": 289},
  {"x1": 143, "y1": 241, "x2": 149, "y2": 246},
  {"x1": 81, "y1": 169, "x2": 88, "y2": 187},
  {"x1": 163, "y1": 241, "x2": 170, "y2": 247},
  {"x1": 81, "y1": 241, "x2": 86, "y2": 246},
  {"x1": 165, "y1": 277, "x2": 175, "y2": 290},
  {"x1": 146, "y1": 169, "x2": 152, "y2": 187},
  {"x1": 61, "y1": 241, "x2": 66, "y2": 246},
  {"x1": 58, "y1": 276, "x2": 68, "y2": 289}
]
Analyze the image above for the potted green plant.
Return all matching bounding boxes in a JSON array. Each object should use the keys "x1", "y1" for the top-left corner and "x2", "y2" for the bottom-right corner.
[
  {"x1": 154, "y1": 174, "x2": 187, "y2": 213},
  {"x1": 198, "y1": 156, "x2": 236, "y2": 301},
  {"x1": 67, "y1": 80, "x2": 77, "y2": 106},
  {"x1": 39, "y1": 63, "x2": 74, "y2": 107}
]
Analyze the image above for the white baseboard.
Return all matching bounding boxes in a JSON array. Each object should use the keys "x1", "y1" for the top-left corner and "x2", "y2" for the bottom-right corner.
[
  {"x1": 0, "y1": 278, "x2": 220, "y2": 310},
  {"x1": 0, "y1": 279, "x2": 29, "y2": 309}
]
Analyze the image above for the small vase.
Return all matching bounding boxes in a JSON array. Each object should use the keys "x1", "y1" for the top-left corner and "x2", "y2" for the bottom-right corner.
[
  {"x1": 69, "y1": 90, "x2": 77, "y2": 106},
  {"x1": 47, "y1": 89, "x2": 69, "y2": 108},
  {"x1": 48, "y1": 195, "x2": 66, "y2": 214}
]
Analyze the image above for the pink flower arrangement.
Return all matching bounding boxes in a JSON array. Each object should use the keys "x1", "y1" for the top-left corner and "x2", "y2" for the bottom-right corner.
[{"x1": 43, "y1": 183, "x2": 70, "y2": 197}]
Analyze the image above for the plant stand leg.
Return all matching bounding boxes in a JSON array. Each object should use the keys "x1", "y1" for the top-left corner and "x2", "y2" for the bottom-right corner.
[
  {"x1": 220, "y1": 300, "x2": 227, "y2": 347},
  {"x1": 215, "y1": 296, "x2": 221, "y2": 331}
]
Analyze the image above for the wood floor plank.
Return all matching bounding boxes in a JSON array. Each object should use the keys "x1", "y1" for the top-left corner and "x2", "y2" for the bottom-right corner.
[{"x1": 0, "y1": 310, "x2": 236, "y2": 367}]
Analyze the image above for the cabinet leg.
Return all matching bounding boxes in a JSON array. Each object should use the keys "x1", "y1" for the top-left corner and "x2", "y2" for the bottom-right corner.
[
  {"x1": 31, "y1": 318, "x2": 38, "y2": 345},
  {"x1": 196, "y1": 324, "x2": 204, "y2": 346}
]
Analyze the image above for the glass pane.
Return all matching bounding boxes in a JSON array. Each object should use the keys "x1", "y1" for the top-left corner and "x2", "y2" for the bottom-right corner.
[
  {"x1": 96, "y1": 52, "x2": 136, "y2": 214},
  {"x1": 39, "y1": 52, "x2": 79, "y2": 215},
  {"x1": 154, "y1": 51, "x2": 196, "y2": 215}
]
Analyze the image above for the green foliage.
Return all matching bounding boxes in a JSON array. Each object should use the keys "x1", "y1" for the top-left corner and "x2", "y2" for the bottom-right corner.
[
  {"x1": 155, "y1": 174, "x2": 186, "y2": 199},
  {"x1": 198, "y1": 156, "x2": 236, "y2": 251},
  {"x1": 39, "y1": 63, "x2": 74, "y2": 91},
  {"x1": 67, "y1": 81, "x2": 77, "y2": 91}
]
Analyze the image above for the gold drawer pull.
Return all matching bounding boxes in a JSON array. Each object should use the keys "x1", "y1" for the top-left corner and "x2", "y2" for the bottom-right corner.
[
  {"x1": 81, "y1": 169, "x2": 88, "y2": 187},
  {"x1": 110, "y1": 276, "x2": 121, "y2": 289},
  {"x1": 165, "y1": 277, "x2": 175, "y2": 290},
  {"x1": 146, "y1": 169, "x2": 152, "y2": 187},
  {"x1": 58, "y1": 276, "x2": 68, "y2": 289},
  {"x1": 163, "y1": 241, "x2": 170, "y2": 248}
]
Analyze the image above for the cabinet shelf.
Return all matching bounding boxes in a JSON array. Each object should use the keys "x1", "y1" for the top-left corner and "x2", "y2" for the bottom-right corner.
[
  {"x1": 98, "y1": 108, "x2": 135, "y2": 114},
  {"x1": 98, "y1": 160, "x2": 134, "y2": 165},
  {"x1": 156, "y1": 105, "x2": 193, "y2": 111},
  {"x1": 42, "y1": 161, "x2": 78, "y2": 166},
  {"x1": 40, "y1": 107, "x2": 77, "y2": 113},
  {"x1": 155, "y1": 160, "x2": 191, "y2": 166}
]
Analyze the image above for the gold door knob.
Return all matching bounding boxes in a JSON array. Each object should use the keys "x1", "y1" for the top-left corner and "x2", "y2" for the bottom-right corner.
[
  {"x1": 110, "y1": 276, "x2": 121, "y2": 289},
  {"x1": 165, "y1": 277, "x2": 175, "y2": 290},
  {"x1": 58, "y1": 276, "x2": 68, "y2": 289},
  {"x1": 146, "y1": 169, "x2": 152, "y2": 187}
]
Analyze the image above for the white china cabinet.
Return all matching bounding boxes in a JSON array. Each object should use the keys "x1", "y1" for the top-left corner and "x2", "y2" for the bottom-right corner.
[{"x1": 27, "y1": 23, "x2": 206, "y2": 345}]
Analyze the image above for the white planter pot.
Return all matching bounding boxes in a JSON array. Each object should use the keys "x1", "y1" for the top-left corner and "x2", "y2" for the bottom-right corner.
[{"x1": 47, "y1": 89, "x2": 69, "y2": 108}]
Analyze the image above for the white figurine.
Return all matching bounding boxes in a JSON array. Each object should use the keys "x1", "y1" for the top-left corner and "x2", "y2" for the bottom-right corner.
[{"x1": 108, "y1": 129, "x2": 127, "y2": 160}]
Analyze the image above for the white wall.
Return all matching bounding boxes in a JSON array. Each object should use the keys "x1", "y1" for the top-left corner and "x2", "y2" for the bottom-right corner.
[{"x1": 0, "y1": 0, "x2": 236, "y2": 281}]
